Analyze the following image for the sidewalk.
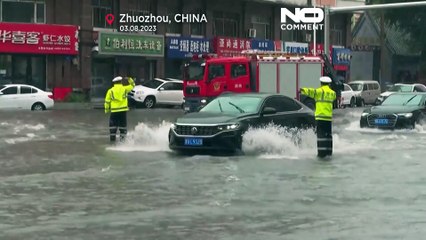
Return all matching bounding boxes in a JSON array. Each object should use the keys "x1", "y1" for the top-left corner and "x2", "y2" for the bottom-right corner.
[{"x1": 53, "y1": 102, "x2": 94, "y2": 110}]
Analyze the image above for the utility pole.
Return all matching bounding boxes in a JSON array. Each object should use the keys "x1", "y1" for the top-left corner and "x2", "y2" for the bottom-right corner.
[{"x1": 379, "y1": 3, "x2": 386, "y2": 89}]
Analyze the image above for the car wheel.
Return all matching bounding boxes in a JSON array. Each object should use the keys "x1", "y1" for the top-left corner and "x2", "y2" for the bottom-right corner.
[
  {"x1": 144, "y1": 96, "x2": 156, "y2": 108},
  {"x1": 414, "y1": 114, "x2": 424, "y2": 128},
  {"x1": 350, "y1": 97, "x2": 356, "y2": 108},
  {"x1": 357, "y1": 99, "x2": 365, "y2": 107},
  {"x1": 31, "y1": 102, "x2": 45, "y2": 111}
]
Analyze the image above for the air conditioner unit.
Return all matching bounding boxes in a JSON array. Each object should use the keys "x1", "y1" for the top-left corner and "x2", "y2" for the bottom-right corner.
[
  {"x1": 305, "y1": 33, "x2": 312, "y2": 42},
  {"x1": 248, "y1": 28, "x2": 256, "y2": 38}
]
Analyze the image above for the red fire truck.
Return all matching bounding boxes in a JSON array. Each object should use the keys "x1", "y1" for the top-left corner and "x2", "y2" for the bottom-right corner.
[{"x1": 182, "y1": 50, "x2": 335, "y2": 112}]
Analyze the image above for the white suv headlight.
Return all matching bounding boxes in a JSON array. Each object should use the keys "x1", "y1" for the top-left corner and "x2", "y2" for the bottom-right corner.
[
  {"x1": 361, "y1": 112, "x2": 369, "y2": 117},
  {"x1": 170, "y1": 123, "x2": 176, "y2": 129},
  {"x1": 135, "y1": 90, "x2": 143, "y2": 95},
  {"x1": 397, "y1": 113, "x2": 413, "y2": 118}
]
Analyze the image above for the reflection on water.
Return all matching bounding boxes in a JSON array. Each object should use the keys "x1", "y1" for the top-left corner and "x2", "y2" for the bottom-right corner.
[{"x1": 1, "y1": 109, "x2": 426, "y2": 239}]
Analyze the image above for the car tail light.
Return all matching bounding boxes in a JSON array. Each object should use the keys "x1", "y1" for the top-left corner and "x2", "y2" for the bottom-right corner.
[{"x1": 48, "y1": 94, "x2": 53, "y2": 99}]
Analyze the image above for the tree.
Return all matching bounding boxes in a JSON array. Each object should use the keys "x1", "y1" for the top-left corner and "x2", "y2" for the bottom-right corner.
[{"x1": 370, "y1": 0, "x2": 426, "y2": 79}]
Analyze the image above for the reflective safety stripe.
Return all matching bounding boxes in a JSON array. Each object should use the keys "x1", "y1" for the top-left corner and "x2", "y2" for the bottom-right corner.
[
  {"x1": 111, "y1": 107, "x2": 128, "y2": 110},
  {"x1": 118, "y1": 127, "x2": 127, "y2": 129},
  {"x1": 109, "y1": 127, "x2": 117, "y2": 129},
  {"x1": 317, "y1": 99, "x2": 334, "y2": 103},
  {"x1": 315, "y1": 115, "x2": 332, "y2": 120},
  {"x1": 111, "y1": 91, "x2": 115, "y2": 100},
  {"x1": 318, "y1": 147, "x2": 333, "y2": 150},
  {"x1": 317, "y1": 138, "x2": 332, "y2": 141}
]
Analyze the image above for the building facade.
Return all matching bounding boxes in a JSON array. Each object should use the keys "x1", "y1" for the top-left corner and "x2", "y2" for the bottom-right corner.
[{"x1": 0, "y1": 0, "x2": 355, "y2": 99}]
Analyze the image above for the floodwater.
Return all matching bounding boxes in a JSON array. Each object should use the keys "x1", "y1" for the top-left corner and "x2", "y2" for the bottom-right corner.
[{"x1": 1, "y1": 108, "x2": 426, "y2": 239}]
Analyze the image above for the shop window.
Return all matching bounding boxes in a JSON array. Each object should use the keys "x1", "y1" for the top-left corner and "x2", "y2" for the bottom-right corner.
[
  {"x1": 251, "y1": 16, "x2": 271, "y2": 40},
  {"x1": 190, "y1": 9, "x2": 206, "y2": 36},
  {"x1": 1, "y1": 0, "x2": 45, "y2": 23},
  {"x1": 166, "y1": 8, "x2": 182, "y2": 34},
  {"x1": 331, "y1": 23, "x2": 343, "y2": 45},
  {"x1": 0, "y1": 55, "x2": 46, "y2": 90},
  {"x1": 213, "y1": 11, "x2": 239, "y2": 37},
  {"x1": 92, "y1": 0, "x2": 113, "y2": 28}
]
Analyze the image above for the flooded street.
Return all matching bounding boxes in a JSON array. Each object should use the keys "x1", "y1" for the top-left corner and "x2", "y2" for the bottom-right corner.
[{"x1": 1, "y1": 108, "x2": 426, "y2": 239}]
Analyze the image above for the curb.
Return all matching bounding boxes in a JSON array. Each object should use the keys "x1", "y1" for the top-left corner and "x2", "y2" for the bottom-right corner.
[{"x1": 53, "y1": 102, "x2": 93, "y2": 110}]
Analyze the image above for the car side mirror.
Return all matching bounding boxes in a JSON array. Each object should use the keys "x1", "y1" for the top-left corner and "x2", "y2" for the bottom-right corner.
[
  {"x1": 0, "y1": 92, "x2": 3, "y2": 95},
  {"x1": 159, "y1": 87, "x2": 165, "y2": 91},
  {"x1": 262, "y1": 107, "x2": 277, "y2": 115}
]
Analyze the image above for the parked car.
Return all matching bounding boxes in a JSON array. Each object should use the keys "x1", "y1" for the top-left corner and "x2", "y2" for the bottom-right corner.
[
  {"x1": 0, "y1": 84, "x2": 54, "y2": 111},
  {"x1": 128, "y1": 78, "x2": 184, "y2": 108},
  {"x1": 360, "y1": 92, "x2": 426, "y2": 129},
  {"x1": 341, "y1": 83, "x2": 357, "y2": 108},
  {"x1": 168, "y1": 93, "x2": 315, "y2": 154},
  {"x1": 375, "y1": 83, "x2": 426, "y2": 105},
  {"x1": 348, "y1": 80, "x2": 381, "y2": 106}
]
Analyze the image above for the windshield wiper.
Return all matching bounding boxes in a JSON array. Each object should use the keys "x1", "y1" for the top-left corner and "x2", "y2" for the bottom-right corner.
[
  {"x1": 403, "y1": 95, "x2": 418, "y2": 105},
  {"x1": 218, "y1": 99, "x2": 223, "y2": 112},
  {"x1": 228, "y1": 101, "x2": 245, "y2": 113}
]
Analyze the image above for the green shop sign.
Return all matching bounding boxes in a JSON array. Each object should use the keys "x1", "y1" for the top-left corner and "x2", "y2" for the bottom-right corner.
[{"x1": 98, "y1": 32, "x2": 164, "y2": 57}]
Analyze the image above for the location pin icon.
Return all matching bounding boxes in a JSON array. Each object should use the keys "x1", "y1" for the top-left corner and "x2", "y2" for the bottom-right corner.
[{"x1": 105, "y1": 14, "x2": 115, "y2": 25}]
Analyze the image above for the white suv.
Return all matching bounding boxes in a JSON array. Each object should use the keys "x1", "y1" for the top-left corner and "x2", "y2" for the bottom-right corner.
[{"x1": 129, "y1": 78, "x2": 184, "y2": 108}]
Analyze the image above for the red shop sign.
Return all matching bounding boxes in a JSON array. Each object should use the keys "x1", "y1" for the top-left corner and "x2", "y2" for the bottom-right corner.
[
  {"x1": 214, "y1": 37, "x2": 251, "y2": 57},
  {"x1": 309, "y1": 43, "x2": 333, "y2": 55},
  {"x1": 0, "y1": 22, "x2": 79, "y2": 55}
]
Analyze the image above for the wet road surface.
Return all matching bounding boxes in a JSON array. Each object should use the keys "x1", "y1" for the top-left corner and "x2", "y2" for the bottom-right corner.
[{"x1": 1, "y1": 108, "x2": 426, "y2": 239}]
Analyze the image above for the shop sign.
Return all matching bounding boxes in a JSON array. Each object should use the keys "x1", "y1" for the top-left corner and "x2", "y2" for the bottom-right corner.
[
  {"x1": 284, "y1": 42, "x2": 309, "y2": 54},
  {"x1": 0, "y1": 22, "x2": 79, "y2": 55},
  {"x1": 214, "y1": 37, "x2": 251, "y2": 57},
  {"x1": 333, "y1": 48, "x2": 352, "y2": 65},
  {"x1": 166, "y1": 36, "x2": 211, "y2": 59},
  {"x1": 350, "y1": 45, "x2": 380, "y2": 52},
  {"x1": 98, "y1": 32, "x2": 164, "y2": 57},
  {"x1": 309, "y1": 43, "x2": 334, "y2": 55},
  {"x1": 274, "y1": 40, "x2": 283, "y2": 51},
  {"x1": 251, "y1": 39, "x2": 274, "y2": 51}
]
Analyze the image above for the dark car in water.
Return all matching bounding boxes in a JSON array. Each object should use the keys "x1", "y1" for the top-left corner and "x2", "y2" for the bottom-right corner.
[
  {"x1": 360, "y1": 92, "x2": 426, "y2": 129},
  {"x1": 168, "y1": 93, "x2": 315, "y2": 153}
]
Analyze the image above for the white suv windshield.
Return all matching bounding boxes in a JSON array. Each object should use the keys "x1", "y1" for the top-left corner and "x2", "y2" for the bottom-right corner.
[
  {"x1": 389, "y1": 85, "x2": 412, "y2": 92},
  {"x1": 142, "y1": 80, "x2": 163, "y2": 89},
  {"x1": 349, "y1": 83, "x2": 362, "y2": 91}
]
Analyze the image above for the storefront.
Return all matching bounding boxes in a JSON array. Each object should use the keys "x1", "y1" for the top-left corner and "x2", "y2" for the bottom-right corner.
[
  {"x1": 91, "y1": 32, "x2": 164, "y2": 99},
  {"x1": 165, "y1": 36, "x2": 211, "y2": 79},
  {"x1": 0, "y1": 22, "x2": 79, "y2": 90},
  {"x1": 213, "y1": 37, "x2": 252, "y2": 57}
]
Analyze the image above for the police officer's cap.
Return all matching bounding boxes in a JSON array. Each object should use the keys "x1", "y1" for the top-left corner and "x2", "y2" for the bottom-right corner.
[
  {"x1": 112, "y1": 76, "x2": 123, "y2": 82},
  {"x1": 320, "y1": 76, "x2": 332, "y2": 83}
]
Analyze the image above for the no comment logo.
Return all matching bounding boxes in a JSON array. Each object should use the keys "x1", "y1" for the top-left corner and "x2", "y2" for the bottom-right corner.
[{"x1": 280, "y1": 8, "x2": 324, "y2": 31}]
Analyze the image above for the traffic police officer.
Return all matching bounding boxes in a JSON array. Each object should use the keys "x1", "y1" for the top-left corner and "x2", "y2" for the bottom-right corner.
[
  {"x1": 300, "y1": 76, "x2": 336, "y2": 158},
  {"x1": 104, "y1": 76, "x2": 135, "y2": 142}
]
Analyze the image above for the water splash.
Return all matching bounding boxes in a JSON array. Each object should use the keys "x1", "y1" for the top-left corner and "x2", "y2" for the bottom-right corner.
[
  {"x1": 13, "y1": 124, "x2": 45, "y2": 134},
  {"x1": 107, "y1": 121, "x2": 172, "y2": 152},
  {"x1": 242, "y1": 123, "x2": 317, "y2": 158}
]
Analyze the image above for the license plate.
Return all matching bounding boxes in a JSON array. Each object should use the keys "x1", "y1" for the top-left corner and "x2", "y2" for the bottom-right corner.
[
  {"x1": 184, "y1": 138, "x2": 203, "y2": 146},
  {"x1": 375, "y1": 118, "x2": 389, "y2": 125}
]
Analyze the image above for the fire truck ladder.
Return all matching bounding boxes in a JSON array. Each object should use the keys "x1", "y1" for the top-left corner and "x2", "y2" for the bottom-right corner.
[{"x1": 240, "y1": 50, "x2": 321, "y2": 60}]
